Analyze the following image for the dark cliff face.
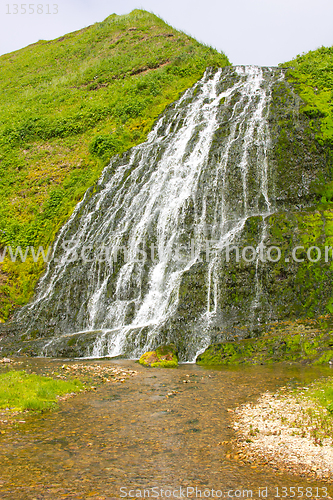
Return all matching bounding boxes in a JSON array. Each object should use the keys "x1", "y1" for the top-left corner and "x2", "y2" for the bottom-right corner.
[{"x1": 1, "y1": 66, "x2": 332, "y2": 361}]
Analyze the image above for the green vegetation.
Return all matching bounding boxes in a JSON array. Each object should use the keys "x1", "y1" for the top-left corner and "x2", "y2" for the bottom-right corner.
[
  {"x1": 281, "y1": 46, "x2": 333, "y2": 143},
  {"x1": 310, "y1": 378, "x2": 333, "y2": 413},
  {"x1": 238, "y1": 379, "x2": 333, "y2": 453},
  {"x1": 0, "y1": 370, "x2": 83, "y2": 411},
  {"x1": 281, "y1": 47, "x2": 333, "y2": 201},
  {"x1": 0, "y1": 9, "x2": 229, "y2": 321},
  {"x1": 286, "y1": 377, "x2": 333, "y2": 447},
  {"x1": 139, "y1": 343, "x2": 178, "y2": 367},
  {"x1": 196, "y1": 318, "x2": 333, "y2": 366}
]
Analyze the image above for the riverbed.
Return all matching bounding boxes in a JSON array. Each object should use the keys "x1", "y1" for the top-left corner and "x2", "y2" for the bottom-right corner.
[{"x1": 0, "y1": 359, "x2": 332, "y2": 499}]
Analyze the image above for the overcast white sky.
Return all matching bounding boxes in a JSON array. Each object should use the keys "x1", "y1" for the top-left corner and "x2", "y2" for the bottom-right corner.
[{"x1": 0, "y1": 0, "x2": 333, "y2": 65}]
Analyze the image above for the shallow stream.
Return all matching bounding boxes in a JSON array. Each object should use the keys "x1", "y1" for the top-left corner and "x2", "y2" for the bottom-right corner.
[{"x1": 0, "y1": 360, "x2": 332, "y2": 499}]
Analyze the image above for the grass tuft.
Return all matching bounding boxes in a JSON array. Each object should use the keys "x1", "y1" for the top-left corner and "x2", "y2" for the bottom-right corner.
[{"x1": 0, "y1": 370, "x2": 83, "y2": 411}]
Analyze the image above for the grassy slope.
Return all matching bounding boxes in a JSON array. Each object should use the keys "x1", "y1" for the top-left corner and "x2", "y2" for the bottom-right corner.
[
  {"x1": 281, "y1": 47, "x2": 333, "y2": 199},
  {"x1": 0, "y1": 9, "x2": 230, "y2": 321}
]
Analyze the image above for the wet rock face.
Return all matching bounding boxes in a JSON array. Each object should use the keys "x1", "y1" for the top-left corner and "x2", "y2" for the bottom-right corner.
[{"x1": 1, "y1": 66, "x2": 332, "y2": 361}]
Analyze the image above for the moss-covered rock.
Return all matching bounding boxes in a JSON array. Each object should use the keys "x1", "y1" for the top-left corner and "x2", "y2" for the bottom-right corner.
[{"x1": 139, "y1": 343, "x2": 178, "y2": 368}]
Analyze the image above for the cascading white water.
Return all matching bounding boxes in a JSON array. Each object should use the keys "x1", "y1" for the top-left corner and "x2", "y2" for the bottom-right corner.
[
  {"x1": 202, "y1": 66, "x2": 277, "y2": 341},
  {"x1": 14, "y1": 66, "x2": 283, "y2": 360}
]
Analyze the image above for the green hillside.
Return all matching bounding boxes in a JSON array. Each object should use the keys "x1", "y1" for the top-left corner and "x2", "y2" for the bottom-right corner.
[
  {"x1": 0, "y1": 9, "x2": 230, "y2": 321},
  {"x1": 281, "y1": 46, "x2": 333, "y2": 199}
]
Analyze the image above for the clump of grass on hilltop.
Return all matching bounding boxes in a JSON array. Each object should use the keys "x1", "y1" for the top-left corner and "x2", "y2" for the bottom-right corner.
[
  {"x1": 0, "y1": 370, "x2": 83, "y2": 411},
  {"x1": 0, "y1": 9, "x2": 230, "y2": 321}
]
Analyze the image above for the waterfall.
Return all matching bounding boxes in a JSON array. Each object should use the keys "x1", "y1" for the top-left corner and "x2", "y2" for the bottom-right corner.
[{"x1": 14, "y1": 66, "x2": 283, "y2": 360}]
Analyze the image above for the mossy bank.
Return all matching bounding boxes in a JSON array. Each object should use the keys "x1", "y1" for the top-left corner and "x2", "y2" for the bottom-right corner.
[{"x1": 196, "y1": 317, "x2": 333, "y2": 366}]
